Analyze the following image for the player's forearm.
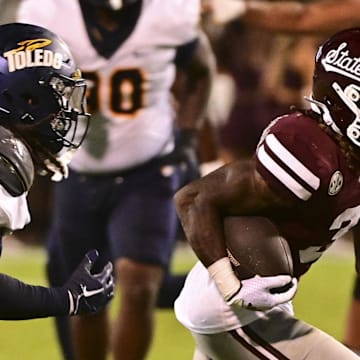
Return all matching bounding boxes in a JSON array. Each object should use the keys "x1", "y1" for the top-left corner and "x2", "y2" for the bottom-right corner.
[
  {"x1": 176, "y1": 32, "x2": 215, "y2": 130},
  {"x1": 176, "y1": 87, "x2": 210, "y2": 131},
  {"x1": 174, "y1": 174, "x2": 229, "y2": 267},
  {"x1": 0, "y1": 273, "x2": 68, "y2": 320}
]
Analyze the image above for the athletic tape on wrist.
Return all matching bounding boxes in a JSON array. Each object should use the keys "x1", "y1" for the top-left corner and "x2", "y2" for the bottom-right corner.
[{"x1": 207, "y1": 257, "x2": 241, "y2": 301}]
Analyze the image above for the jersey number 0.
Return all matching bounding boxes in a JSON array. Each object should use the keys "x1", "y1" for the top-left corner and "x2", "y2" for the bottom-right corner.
[{"x1": 84, "y1": 69, "x2": 144, "y2": 116}]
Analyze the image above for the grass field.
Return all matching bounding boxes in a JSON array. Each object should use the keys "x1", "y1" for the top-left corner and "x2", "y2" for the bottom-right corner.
[{"x1": 0, "y1": 239, "x2": 355, "y2": 359}]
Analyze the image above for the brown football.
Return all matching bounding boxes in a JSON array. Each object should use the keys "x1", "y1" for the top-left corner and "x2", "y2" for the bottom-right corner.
[{"x1": 224, "y1": 216, "x2": 293, "y2": 280}]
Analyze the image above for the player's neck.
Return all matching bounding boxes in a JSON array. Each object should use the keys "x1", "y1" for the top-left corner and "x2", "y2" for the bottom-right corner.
[{"x1": 95, "y1": 8, "x2": 122, "y2": 32}]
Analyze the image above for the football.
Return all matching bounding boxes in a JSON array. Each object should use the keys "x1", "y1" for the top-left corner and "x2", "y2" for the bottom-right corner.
[{"x1": 224, "y1": 216, "x2": 293, "y2": 280}]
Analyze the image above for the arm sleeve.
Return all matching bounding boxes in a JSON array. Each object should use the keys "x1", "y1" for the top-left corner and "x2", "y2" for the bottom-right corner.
[{"x1": 0, "y1": 273, "x2": 69, "y2": 320}]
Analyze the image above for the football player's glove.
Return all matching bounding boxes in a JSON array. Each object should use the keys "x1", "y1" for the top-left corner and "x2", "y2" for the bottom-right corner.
[
  {"x1": 227, "y1": 275, "x2": 298, "y2": 311},
  {"x1": 208, "y1": 257, "x2": 297, "y2": 311},
  {"x1": 160, "y1": 129, "x2": 200, "y2": 184},
  {"x1": 65, "y1": 250, "x2": 114, "y2": 315}
]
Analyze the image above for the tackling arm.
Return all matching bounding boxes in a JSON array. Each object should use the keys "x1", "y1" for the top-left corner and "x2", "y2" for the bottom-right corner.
[
  {"x1": 0, "y1": 250, "x2": 114, "y2": 320},
  {"x1": 0, "y1": 273, "x2": 69, "y2": 320}
]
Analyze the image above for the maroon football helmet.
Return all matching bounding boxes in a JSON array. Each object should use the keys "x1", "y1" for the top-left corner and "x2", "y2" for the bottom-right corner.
[{"x1": 308, "y1": 28, "x2": 360, "y2": 148}]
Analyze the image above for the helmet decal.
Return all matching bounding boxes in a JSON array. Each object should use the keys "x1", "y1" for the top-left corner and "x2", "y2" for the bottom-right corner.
[
  {"x1": 321, "y1": 42, "x2": 360, "y2": 83},
  {"x1": 3, "y1": 38, "x2": 63, "y2": 73}
]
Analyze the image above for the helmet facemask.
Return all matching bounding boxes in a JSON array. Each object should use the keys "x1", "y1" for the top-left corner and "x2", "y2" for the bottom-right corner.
[
  {"x1": 0, "y1": 71, "x2": 90, "y2": 158},
  {"x1": 333, "y1": 82, "x2": 360, "y2": 147},
  {"x1": 29, "y1": 72, "x2": 90, "y2": 180},
  {"x1": 307, "y1": 81, "x2": 360, "y2": 148},
  {"x1": 47, "y1": 73, "x2": 90, "y2": 155}
]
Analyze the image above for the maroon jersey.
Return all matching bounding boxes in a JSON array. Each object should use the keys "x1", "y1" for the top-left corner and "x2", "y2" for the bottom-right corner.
[{"x1": 256, "y1": 112, "x2": 360, "y2": 278}]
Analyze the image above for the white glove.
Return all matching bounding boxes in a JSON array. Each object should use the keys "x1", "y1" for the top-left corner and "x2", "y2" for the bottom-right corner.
[
  {"x1": 227, "y1": 274, "x2": 298, "y2": 310},
  {"x1": 208, "y1": 258, "x2": 297, "y2": 311}
]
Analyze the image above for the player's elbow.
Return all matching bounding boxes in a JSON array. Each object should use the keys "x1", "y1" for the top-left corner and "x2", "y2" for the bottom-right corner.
[
  {"x1": 175, "y1": 182, "x2": 211, "y2": 221},
  {"x1": 174, "y1": 184, "x2": 198, "y2": 217}
]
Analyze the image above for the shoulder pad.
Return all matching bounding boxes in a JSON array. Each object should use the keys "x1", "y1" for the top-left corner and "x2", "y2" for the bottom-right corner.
[{"x1": 0, "y1": 127, "x2": 34, "y2": 196}]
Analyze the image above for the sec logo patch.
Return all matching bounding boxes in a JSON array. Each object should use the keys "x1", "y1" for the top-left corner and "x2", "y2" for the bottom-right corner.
[{"x1": 328, "y1": 171, "x2": 343, "y2": 196}]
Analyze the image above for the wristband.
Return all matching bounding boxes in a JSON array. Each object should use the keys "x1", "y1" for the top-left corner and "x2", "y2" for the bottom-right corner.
[
  {"x1": 68, "y1": 290, "x2": 75, "y2": 315},
  {"x1": 207, "y1": 257, "x2": 241, "y2": 301}
]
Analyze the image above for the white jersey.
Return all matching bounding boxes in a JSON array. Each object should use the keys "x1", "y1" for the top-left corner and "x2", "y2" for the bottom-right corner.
[
  {"x1": 0, "y1": 186, "x2": 30, "y2": 231},
  {"x1": 174, "y1": 261, "x2": 294, "y2": 334},
  {"x1": 18, "y1": 0, "x2": 200, "y2": 172}
]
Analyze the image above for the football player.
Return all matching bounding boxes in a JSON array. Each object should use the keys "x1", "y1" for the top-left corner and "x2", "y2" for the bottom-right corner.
[
  {"x1": 0, "y1": 22, "x2": 114, "y2": 320},
  {"x1": 206, "y1": 0, "x2": 360, "y2": 356},
  {"x1": 209, "y1": 0, "x2": 360, "y2": 354},
  {"x1": 18, "y1": 0, "x2": 214, "y2": 359},
  {"x1": 174, "y1": 28, "x2": 360, "y2": 359}
]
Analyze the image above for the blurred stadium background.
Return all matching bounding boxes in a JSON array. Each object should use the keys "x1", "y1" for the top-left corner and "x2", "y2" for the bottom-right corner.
[{"x1": 0, "y1": 235, "x2": 354, "y2": 359}]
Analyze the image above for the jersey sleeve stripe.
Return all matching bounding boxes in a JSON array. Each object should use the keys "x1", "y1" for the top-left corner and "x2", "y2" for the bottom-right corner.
[
  {"x1": 266, "y1": 134, "x2": 320, "y2": 191},
  {"x1": 257, "y1": 144, "x2": 312, "y2": 200}
]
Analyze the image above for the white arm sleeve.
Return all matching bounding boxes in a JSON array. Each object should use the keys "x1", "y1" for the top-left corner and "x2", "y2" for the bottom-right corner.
[{"x1": 0, "y1": 185, "x2": 30, "y2": 230}]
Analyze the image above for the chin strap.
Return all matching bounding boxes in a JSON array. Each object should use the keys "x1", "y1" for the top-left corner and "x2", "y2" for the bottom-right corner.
[{"x1": 304, "y1": 94, "x2": 343, "y2": 135}]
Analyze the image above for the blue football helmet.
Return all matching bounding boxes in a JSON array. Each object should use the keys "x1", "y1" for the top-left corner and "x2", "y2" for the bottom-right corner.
[{"x1": 0, "y1": 22, "x2": 90, "y2": 156}]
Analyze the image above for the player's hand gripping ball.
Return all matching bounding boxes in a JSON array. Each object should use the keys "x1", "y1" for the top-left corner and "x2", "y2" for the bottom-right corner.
[
  {"x1": 224, "y1": 216, "x2": 293, "y2": 281},
  {"x1": 223, "y1": 216, "x2": 296, "y2": 309}
]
